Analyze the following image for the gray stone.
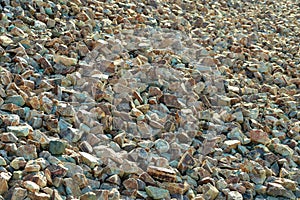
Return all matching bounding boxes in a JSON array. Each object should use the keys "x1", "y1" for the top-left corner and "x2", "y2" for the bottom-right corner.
[
  {"x1": 49, "y1": 140, "x2": 66, "y2": 155},
  {"x1": 145, "y1": 186, "x2": 170, "y2": 199}
]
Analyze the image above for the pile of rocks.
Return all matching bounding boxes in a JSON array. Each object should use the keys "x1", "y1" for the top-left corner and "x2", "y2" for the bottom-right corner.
[{"x1": 0, "y1": 0, "x2": 299, "y2": 199}]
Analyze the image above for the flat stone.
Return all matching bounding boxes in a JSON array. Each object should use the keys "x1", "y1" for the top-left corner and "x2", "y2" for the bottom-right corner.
[
  {"x1": 147, "y1": 166, "x2": 176, "y2": 182},
  {"x1": 159, "y1": 181, "x2": 189, "y2": 195},
  {"x1": 4, "y1": 95, "x2": 25, "y2": 106},
  {"x1": 53, "y1": 55, "x2": 78, "y2": 66},
  {"x1": 7, "y1": 125, "x2": 32, "y2": 137},
  {"x1": 145, "y1": 186, "x2": 170, "y2": 199}
]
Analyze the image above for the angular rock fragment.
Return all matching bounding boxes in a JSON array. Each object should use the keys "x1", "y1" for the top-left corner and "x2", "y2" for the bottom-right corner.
[{"x1": 147, "y1": 166, "x2": 176, "y2": 182}]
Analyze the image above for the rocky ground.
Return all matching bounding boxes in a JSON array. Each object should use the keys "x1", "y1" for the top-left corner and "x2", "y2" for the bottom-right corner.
[{"x1": 0, "y1": 0, "x2": 300, "y2": 199}]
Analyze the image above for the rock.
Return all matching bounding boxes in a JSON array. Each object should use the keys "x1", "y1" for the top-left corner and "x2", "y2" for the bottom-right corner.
[
  {"x1": 0, "y1": 35, "x2": 14, "y2": 46},
  {"x1": 64, "y1": 178, "x2": 81, "y2": 197},
  {"x1": 147, "y1": 166, "x2": 176, "y2": 182},
  {"x1": 227, "y1": 191, "x2": 243, "y2": 200},
  {"x1": 63, "y1": 162, "x2": 83, "y2": 177},
  {"x1": 249, "y1": 129, "x2": 270, "y2": 145},
  {"x1": 178, "y1": 152, "x2": 196, "y2": 173},
  {"x1": 28, "y1": 192, "x2": 51, "y2": 200},
  {"x1": 159, "y1": 94, "x2": 182, "y2": 108},
  {"x1": 49, "y1": 140, "x2": 66, "y2": 155},
  {"x1": 202, "y1": 183, "x2": 219, "y2": 200},
  {"x1": 24, "y1": 161, "x2": 41, "y2": 172},
  {"x1": 79, "y1": 152, "x2": 100, "y2": 168},
  {"x1": 145, "y1": 186, "x2": 170, "y2": 199},
  {"x1": 34, "y1": 20, "x2": 47, "y2": 30},
  {"x1": 106, "y1": 174, "x2": 121, "y2": 186},
  {"x1": 123, "y1": 178, "x2": 138, "y2": 190},
  {"x1": 53, "y1": 55, "x2": 78, "y2": 66},
  {"x1": 1, "y1": 114, "x2": 20, "y2": 126},
  {"x1": 10, "y1": 157, "x2": 26, "y2": 170},
  {"x1": 72, "y1": 173, "x2": 88, "y2": 188},
  {"x1": 7, "y1": 125, "x2": 32, "y2": 137},
  {"x1": 0, "y1": 172, "x2": 10, "y2": 195},
  {"x1": 241, "y1": 160, "x2": 266, "y2": 184},
  {"x1": 79, "y1": 141, "x2": 93, "y2": 153},
  {"x1": 16, "y1": 145, "x2": 37, "y2": 160},
  {"x1": 273, "y1": 143, "x2": 294, "y2": 157},
  {"x1": 80, "y1": 192, "x2": 97, "y2": 200},
  {"x1": 222, "y1": 140, "x2": 241, "y2": 151},
  {"x1": 154, "y1": 139, "x2": 170, "y2": 154},
  {"x1": 159, "y1": 181, "x2": 189, "y2": 195},
  {"x1": 0, "y1": 157, "x2": 6, "y2": 166},
  {"x1": 267, "y1": 182, "x2": 296, "y2": 199},
  {"x1": 1, "y1": 132, "x2": 18, "y2": 142},
  {"x1": 279, "y1": 178, "x2": 297, "y2": 191},
  {"x1": 23, "y1": 181, "x2": 40, "y2": 193},
  {"x1": 11, "y1": 187, "x2": 27, "y2": 200},
  {"x1": 4, "y1": 95, "x2": 25, "y2": 106}
]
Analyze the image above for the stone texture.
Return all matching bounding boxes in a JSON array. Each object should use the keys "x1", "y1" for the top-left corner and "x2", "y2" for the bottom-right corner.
[{"x1": 145, "y1": 186, "x2": 170, "y2": 199}]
